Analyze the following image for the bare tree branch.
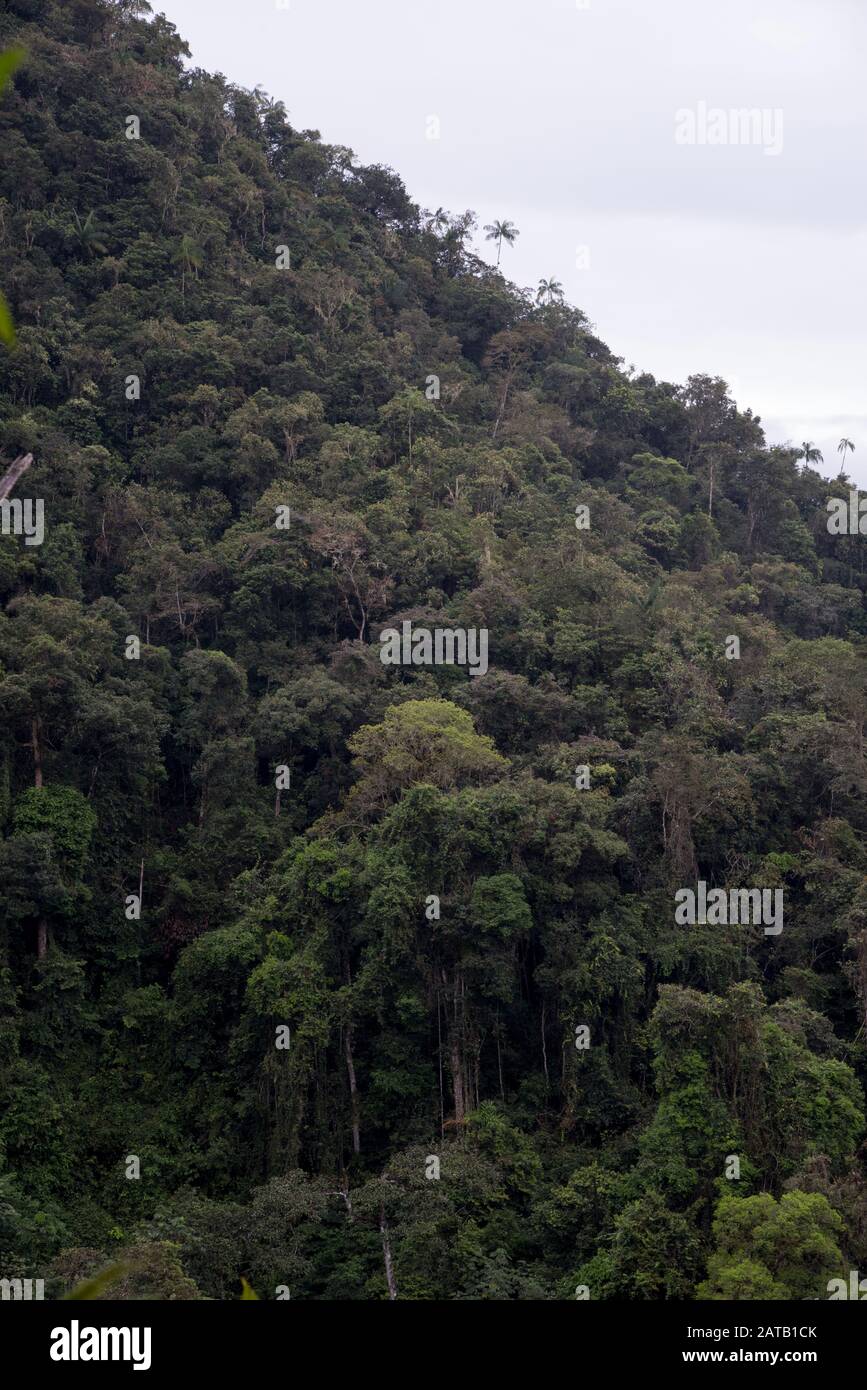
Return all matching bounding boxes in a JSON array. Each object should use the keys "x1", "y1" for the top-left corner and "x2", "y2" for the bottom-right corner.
[{"x1": 0, "y1": 453, "x2": 33, "y2": 502}]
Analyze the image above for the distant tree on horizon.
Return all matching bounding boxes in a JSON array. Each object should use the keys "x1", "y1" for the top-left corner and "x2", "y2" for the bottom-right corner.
[
  {"x1": 536, "y1": 277, "x2": 564, "y2": 305},
  {"x1": 483, "y1": 218, "x2": 519, "y2": 267},
  {"x1": 837, "y1": 437, "x2": 855, "y2": 477}
]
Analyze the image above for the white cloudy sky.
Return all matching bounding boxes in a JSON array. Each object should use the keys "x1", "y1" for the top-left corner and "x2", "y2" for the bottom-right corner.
[{"x1": 155, "y1": 0, "x2": 866, "y2": 483}]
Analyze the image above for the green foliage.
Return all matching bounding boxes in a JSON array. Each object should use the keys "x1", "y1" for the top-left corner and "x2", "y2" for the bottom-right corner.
[
  {"x1": 0, "y1": 0, "x2": 865, "y2": 1303},
  {"x1": 13, "y1": 785, "x2": 96, "y2": 878},
  {"x1": 697, "y1": 1192, "x2": 845, "y2": 1301},
  {"x1": 344, "y1": 699, "x2": 508, "y2": 818}
]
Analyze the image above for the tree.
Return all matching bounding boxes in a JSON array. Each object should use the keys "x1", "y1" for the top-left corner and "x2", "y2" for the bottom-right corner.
[
  {"x1": 172, "y1": 234, "x2": 203, "y2": 300},
  {"x1": 425, "y1": 207, "x2": 450, "y2": 236},
  {"x1": 11, "y1": 785, "x2": 96, "y2": 957},
  {"x1": 1, "y1": 0, "x2": 867, "y2": 1308},
  {"x1": 678, "y1": 373, "x2": 763, "y2": 471},
  {"x1": 483, "y1": 219, "x2": 519, "y2": 267},
  {"x1": 295, "y1": 266, "x2": 357, "y2": 334},
  {"x1": 305, "y1": 511, "x2": 392, "y2": 641},
  {"x1": 585, "y1": 1191, "x2": 704, "y2": 1300},
  {"x1": 343, "y1": 700, "x2": 508, "y2": 820},
  {"x1": 799, "y1": 440, "x2": 823, "y2": 468},
  {"x1": 837, "y1": 437, "x2": 855, "y2": 478},
  {"x1": 536, "y1": 278, "x2": 564, "y2": 305},
  {"x1": 697, "y1": 1191, "x2": 844, "y2": 1300},
  {"x1": 70, "y1": 211, "x2": 107, "y2": 260},
  {"x1": 482, "y1": 323, "x2": 548, "y2": 439},
  {"x1": 0, "y1": 596, "x2": 160, "y2": 792}
]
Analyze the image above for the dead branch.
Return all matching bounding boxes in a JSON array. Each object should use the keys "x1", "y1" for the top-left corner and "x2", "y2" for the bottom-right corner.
[{"x1": 0, "y1": 453, "x2": 33, "y2": 502}]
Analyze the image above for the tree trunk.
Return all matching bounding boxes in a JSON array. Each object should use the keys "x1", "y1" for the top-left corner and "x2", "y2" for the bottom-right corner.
[
  {"x1": 492, "y1": 371, "x2": 513, "y2": 440},
  {"x1": 437, "y1": 991, "x2": 445, "y2": 1138},
  {"x1": 496, "y1": 1009, "x2": 504, "y2": 1100},
  {"x1": 380, "y1": 1209, "x2": 397, "y2": 1301},
  {"x1": 449, "y1": 1031, "x2": 465, "y2": 1123},
  {"x1": 344, "y1": 1024, "x2": 361, "y2": 1154},
  {"x1": 36, "y1": 918, "x2": 47, "y2": 959},
  {"x1": 31, "y1": 717, "x2": 43, "y2": 788},
  {"x1": 444, "y1": 969, "x2": 465, "y2": 1122}
]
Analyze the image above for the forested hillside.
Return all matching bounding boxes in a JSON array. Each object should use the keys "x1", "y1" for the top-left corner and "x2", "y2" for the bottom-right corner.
[{"x1": 1, "y1": 0, "x2": 866, "y2": 1301}]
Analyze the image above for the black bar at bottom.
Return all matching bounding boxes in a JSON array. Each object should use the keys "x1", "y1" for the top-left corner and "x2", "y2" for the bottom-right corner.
[{"x1": 0, "y1": 1297, "x2": 860, "y2": 1375}]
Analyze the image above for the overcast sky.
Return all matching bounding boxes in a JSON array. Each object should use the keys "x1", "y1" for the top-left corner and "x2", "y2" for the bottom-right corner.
[{"x1": 155, "y1": 0, "x2": 866, "y2": 485}]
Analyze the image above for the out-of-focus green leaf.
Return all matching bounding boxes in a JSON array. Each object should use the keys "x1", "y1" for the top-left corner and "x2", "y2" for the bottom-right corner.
[
  {"x1": 0, "y1": 48, "x2": 25, "y2": 95},
  {"x1": 62, "y1": 1263, "x2": 128, "y2": 1300},
  {"x1": 0, "y1": 293, "x2": 14, "y2": 346},
  {"x1": 0, "y1": 50, "x2": 25, "y2": 348}
]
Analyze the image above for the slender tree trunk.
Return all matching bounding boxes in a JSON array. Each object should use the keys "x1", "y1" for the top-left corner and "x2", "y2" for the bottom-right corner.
[
  {"x1": 380, "y1": 1208, "x2": 397, "y2": 1301},
  {"x1": 342, "y1": 962, "x2": 360, "y2": 1153},
  {"x1": 36, "y1": 918, "x2": 47, "y2": 959},
  {"x1": 136, "y1": 860, "x2": 144, "y2": 987},
  {"x1": 446, "y1": 968, "x2": 465, "y2": 1122},
  {"x1": 496, "y1": 1009, "x2": 504, "y2": 1100},
  {"x1": 344, "y1": 1023, "x2": 360, "y2": 1154},
  {"x1": 437, "y1": 990, "x2": 445, "y2": 1139},
  {"x1": 31, "y1": 717, "x2": 43, "y2": 788},
  {"x1": 450, "y1": 1033, "x2": 464, "y2": 1122},
  {"x1": 492, "y1": 371, "x2": 514, "y2": 440},
  {"x1": 335, "y1": 1182, "x2": 353, "y2": 1222},
  {"x1": 746, "y1": 501, "x2": 757, "y2": 549}
]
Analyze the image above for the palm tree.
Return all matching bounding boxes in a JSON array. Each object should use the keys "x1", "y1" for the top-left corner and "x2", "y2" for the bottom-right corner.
[
  {"x1": 799, "y1": 440, "x2": 823, "y2": 468},
  {"x1": 173, "y1": 233, "x2": 203, "y2": 301},
  {"x1": 71, "y1": 210, "x2": 107, "y2": 259},
  {"x1": 426, "y1": 207, "x2": 450, "y2": 237},
  {"x1": 483, "y1": 219, "x2": 519, "y2": 267},
  {"x1": 536, "y1": 278, "x2": 564, "y2": 306},
  {"x1": 837, "y1": 437, "x2": 855, "y2": 477}
]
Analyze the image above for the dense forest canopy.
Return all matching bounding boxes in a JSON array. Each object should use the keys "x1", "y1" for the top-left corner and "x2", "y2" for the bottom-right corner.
[{"x1": 1, "y1": 0, "x2": 866, "y2": 1301}]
